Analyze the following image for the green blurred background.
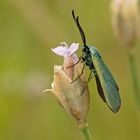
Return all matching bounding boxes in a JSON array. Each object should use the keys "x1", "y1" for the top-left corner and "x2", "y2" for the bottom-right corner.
[{"x1": 0, "y1": 0, "x2": 140, "y2": 140}]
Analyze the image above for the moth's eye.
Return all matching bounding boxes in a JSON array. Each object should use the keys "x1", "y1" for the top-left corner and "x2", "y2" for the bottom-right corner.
[{"x1": 85, "y1": 48, "x2": 89, "y2": 52}]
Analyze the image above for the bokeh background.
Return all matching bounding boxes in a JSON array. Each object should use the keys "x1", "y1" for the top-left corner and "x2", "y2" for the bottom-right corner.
[{"x1": 0, "y1": 0, "x2": 140, "y2": 140}]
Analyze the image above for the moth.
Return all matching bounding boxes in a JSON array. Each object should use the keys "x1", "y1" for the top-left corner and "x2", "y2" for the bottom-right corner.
[{"x1": 72, "y1": 10, "x2": 121, "y2": 113}]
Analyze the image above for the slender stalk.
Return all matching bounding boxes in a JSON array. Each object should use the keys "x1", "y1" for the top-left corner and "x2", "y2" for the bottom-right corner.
[
  {"x1": 80, "y1": 125, "x2": 93, "y2": 140},
  {"x1": 128, "y1": 52, "x2": 140, "y2": 110}
]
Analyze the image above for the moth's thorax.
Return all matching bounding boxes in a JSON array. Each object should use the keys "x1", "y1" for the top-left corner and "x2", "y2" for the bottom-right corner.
[
  {"x1": 89, "y1": 46, "x2": 102, "y2": 59},
  {"x1": 82, "y1": 45, "x2": 94, "y2": 70}
]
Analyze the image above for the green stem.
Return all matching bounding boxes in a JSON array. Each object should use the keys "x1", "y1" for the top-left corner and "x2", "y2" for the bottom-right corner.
[
  {"x1": 128, "y1": 52, "x2": 140, "y2": 110},
  {"x1": 81, "y1": 125, "x2": 93, "y2": 140}
]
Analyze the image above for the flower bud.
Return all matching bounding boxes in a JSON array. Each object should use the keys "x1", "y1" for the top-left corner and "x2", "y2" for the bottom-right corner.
[
  {"x1": 111, "y1": 0, "x2": 140, "y2": 48},
  {"x1": 44, "y1": 43, "x2": 90, "y2": 127}
]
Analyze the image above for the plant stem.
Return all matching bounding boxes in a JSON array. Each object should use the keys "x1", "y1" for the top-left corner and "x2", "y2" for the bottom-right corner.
[
  {"x1": 128, "y1": 52, "x2": 140, "y2": 110},
  {"x1": 80, "y1": 125, "x2": 93, "y2": 140}
]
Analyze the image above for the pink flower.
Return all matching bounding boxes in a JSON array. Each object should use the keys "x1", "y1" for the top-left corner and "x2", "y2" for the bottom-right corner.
[
  {"x1": 44, "y1": 42, "x2": 90, "y2": 127},
  {"x1": 51, "y1": 42, "x2": 79, "y2": 58},
  {"x1": 51, "y1": 42, "x2": 79, "y2": 80}
]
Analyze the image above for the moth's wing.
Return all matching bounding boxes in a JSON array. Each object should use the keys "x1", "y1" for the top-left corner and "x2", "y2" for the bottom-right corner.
[
  {"x1": 95, "y1": 74, "x2": 106, "y2": 103},
  {"x1": 92, "y1": 54, "x2": 121, "y2": 113}
]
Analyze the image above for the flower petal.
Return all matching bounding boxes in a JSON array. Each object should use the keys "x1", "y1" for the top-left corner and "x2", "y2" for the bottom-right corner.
[
  {"x1": 69, "y1": 43, "x2": 79, "y2": 55},
  {"x1": 51, "y1": 46, "x2": 66, "y2": 56}
]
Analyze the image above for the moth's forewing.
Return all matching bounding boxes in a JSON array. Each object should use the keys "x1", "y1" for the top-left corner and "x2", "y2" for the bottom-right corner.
[{"x1": 90, "y1": 48, "x2": 121, "y2": 113}]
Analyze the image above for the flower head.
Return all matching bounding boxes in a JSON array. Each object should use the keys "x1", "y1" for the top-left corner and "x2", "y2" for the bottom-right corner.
[
  {"x1": 111, "y1": 0, "x2": 140, "y2": 49},
  {"x1": 44, "y1": 42, "x2": 90, "y2": 127}
]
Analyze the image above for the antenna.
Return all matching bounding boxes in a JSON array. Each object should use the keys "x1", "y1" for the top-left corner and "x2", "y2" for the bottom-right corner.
[{"x1": 72, "y1": 10, "x2": 87, "y2": 46}]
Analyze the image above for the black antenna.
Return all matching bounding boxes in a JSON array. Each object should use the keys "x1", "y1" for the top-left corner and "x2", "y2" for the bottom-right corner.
[{"x1": 72, "y1": 10, "x2": 87, "y2": 46}]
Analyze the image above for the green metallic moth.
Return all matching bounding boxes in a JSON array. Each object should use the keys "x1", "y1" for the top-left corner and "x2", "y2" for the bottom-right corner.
[{"x1": 72, "y1": 10, "x2": 121, "y2": 113}]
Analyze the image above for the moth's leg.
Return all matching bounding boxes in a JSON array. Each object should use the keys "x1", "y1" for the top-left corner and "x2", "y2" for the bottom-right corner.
[
  {"x1": 66, "y1": 57, "x2": 81, "y2": 68},
  {"x1": 87, "y1": 69, "x2": 96, "y2": 82},
  {"x1": 80, "y1": 69, "x2": 96, "y2": 95},
  {"x1": 66, "y1": 53, "x2": 84, "y2": 68},
  {"x1": 71, "y1": 63, "x2": 86, "y2": 84}
]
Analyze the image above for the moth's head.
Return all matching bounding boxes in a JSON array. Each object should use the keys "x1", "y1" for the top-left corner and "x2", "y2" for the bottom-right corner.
[{"x1": 82, "y1": 45, "x2": 89, "y2": 53}]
